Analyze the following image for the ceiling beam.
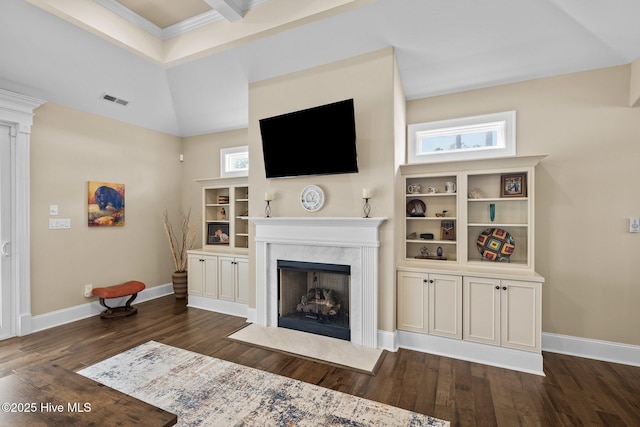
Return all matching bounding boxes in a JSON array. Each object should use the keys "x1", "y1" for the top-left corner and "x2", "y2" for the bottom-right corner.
[{"x1": 205, "y1": 0, "x2": 244, "y2": 22}]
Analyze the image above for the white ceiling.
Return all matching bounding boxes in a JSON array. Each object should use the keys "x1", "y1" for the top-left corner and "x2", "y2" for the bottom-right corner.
[{"x1": 2, "y1": 0, "x2": 640, "y2": 137}]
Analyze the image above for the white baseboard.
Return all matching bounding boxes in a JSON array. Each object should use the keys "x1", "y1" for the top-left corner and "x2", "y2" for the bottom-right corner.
[
  {"x1": 246, "y1": 307, "x2": 257, "y2": 323},
  {"x1": 29, "y1": 283, "x2": 174, "y2": 334},
  {"x1": 188, "y1": 295, "x2": 248, "y2": 319},
  {"x1": 396, "y1": 330, "x2": 544, "y2": 375},
  {"x1": 542, "y1": 332, "x2": 640, "y2": 367},
  {"x1": 377, "y1": 329, "x2": 397, "y2": 352}
]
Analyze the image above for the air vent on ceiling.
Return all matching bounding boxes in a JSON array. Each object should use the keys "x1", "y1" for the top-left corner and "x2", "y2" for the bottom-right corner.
[{"x1": 100, "y1": 93, "x2": 129, "y2": 107}]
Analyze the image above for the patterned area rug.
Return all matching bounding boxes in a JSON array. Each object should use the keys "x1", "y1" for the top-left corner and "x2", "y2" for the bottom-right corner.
[{"x1": 78, "y1": 341, "x2": 449, "y2": 426}]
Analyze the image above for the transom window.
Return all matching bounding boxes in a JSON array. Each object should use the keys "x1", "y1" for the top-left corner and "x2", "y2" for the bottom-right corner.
[
  {"x1": 220, "y1": 146, "x2": 249, "y2": 177},
  {"x1": 408, "y1": 111, "x2": 516, "y2": 164}
]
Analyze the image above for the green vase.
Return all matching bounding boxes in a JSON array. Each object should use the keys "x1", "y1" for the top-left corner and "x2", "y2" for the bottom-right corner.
[{"x1": 172, "y1": 271, "x2": 188, "y2": 299}]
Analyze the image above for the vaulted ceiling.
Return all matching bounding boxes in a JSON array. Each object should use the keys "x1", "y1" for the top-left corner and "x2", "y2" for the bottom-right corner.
[{"x1": 2, "y1": 0, "x2": 640, "y2": 137}]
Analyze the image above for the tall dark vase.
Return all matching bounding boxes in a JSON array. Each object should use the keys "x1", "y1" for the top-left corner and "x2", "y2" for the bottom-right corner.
[{"x1": 172, "y1": 271, "x2": 188, "y2": 299}]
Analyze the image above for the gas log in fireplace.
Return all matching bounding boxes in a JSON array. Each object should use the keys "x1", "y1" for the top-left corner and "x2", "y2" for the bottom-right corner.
[{"x1": 277, "y1": 260, "x2": 350, "y2": 341}]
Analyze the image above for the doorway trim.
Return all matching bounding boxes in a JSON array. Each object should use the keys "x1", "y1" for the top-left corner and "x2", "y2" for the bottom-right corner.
[{"x1": 0, "y1": 88, "x2": 45, "y2": 337}]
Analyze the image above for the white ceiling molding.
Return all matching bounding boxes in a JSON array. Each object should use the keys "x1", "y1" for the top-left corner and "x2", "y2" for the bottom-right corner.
[
  {"x1": 94, "y1": 0, "x2": 225, "y2": 40},
  {"x1": 94, "y1": 0, "x2": 271, "y2": 40},
  {"x1": 205, "y1": 0, "x2": 244, "y2": 22},
  {"x1": 93, "y1": 0, "x2": 164, "y2": 39},
  {"x1": 162, "y1": 10, "x2": 226, "y2": 40}
]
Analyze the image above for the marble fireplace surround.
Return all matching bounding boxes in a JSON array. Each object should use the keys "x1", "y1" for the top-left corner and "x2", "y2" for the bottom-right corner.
[{"x1": 251, "y1": 217, "x2": 386, "y2": 349}]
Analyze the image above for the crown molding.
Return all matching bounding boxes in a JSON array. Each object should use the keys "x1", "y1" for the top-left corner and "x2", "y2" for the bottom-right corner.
[{"x1": 94, "y1": 0, "x2": 271, "y2": 41}]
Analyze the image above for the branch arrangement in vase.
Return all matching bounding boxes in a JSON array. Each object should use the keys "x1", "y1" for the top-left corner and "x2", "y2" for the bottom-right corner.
[{"x1": 162, "y1": 208, "x2": 197, "y2": 272}]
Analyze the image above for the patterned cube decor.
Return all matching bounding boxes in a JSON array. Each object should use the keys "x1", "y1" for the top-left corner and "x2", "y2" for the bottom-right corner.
[{"x1": 477, "y1": 228, "x2": 515, "y2": 261}]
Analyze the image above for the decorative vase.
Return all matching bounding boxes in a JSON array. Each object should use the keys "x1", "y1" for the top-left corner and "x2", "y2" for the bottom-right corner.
[
  {"x1": 489, "y1": 203, "x2": 496, "y2": 222},
  {"x1": 172, "y1": 271, "x2": 188, "y2": 299}
]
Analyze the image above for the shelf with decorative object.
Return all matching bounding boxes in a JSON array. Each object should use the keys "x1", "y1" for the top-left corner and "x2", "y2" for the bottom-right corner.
[
  {"x1": 194, "y1": 177, "x2": 249, "y2": 252},
  {"x1": 405, "y1": 174, "x2": 458, "y2": 263},
  {"x1": 401, "y1": 155, "x2": 546, "y2": 272}
]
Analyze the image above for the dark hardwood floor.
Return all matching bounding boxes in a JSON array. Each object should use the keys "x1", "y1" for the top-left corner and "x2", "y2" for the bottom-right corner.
[{"x1": 1, "y1": 295, "x2": 639, "y2": 426}]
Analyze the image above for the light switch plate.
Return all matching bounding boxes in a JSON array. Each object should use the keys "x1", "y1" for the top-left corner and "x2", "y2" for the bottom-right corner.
[{"x1": 630, "y1": 217, "x2": 640, "y2": 233}]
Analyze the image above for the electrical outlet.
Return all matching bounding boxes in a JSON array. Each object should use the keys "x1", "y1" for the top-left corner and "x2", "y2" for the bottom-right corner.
[
  {"x1": 631, "y1": 217, "x2": 640, "y2": 233},
  {"x1": 84, "y1": 284, "x2": 93, "y2": 298}
]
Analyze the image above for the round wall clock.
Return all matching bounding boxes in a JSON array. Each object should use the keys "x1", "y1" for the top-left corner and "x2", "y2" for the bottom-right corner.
[{"x1": 300, "y1": 185, "x2": 325, "y2": 212}]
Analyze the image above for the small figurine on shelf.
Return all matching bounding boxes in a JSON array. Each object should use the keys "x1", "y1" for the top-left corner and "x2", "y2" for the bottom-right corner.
[
  {"x1": 468, "y1": 188, "x2": 484, "y2": 199},
  {"x1": 420, "y1": 246, "x2": 429, "y2": 258},
  {"x1": 219, "y1": 207, "x2": 226, "y2": 220},
  {"x1": 435, "y1": 210, "x2": 448, "y2": 217}
]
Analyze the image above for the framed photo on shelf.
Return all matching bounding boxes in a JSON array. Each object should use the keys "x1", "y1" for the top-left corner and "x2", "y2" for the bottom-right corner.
[
  {"x1": 207, "y1": 222, "x2": 230, "y2": 245},
  {"x1": 501, "y1": 173, "x2": 527, "y2": 198}
]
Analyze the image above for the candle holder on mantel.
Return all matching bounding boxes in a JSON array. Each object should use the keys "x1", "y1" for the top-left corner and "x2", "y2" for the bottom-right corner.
[
  {"x1": 362, "y1": 188, "x2": 371, "y2": 218},
  {"x1": 264, "y1": 192, "x2": 273, "y2": 218}
]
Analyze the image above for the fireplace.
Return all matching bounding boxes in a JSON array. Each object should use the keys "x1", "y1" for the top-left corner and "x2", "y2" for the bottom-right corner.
[
  {"x1": 251, "y1": 217, "x2": 386, "y2": 348},
  {"x1": 278, "y1": 260, "x2": 350, "y2": 341}
]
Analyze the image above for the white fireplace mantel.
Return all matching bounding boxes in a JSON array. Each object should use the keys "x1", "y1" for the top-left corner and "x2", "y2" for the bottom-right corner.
[{"x1": 251, "y1": 217, "x2": 386, "y2": 348}]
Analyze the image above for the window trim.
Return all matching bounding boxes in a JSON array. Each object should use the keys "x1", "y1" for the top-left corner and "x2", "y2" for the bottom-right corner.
[{"x1": 407, "y1": 111, "x2": 516, "y2": 164}]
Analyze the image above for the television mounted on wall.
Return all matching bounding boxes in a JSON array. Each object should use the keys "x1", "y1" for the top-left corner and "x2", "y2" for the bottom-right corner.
[{"x1": 259, "y1": 99, "x2": 358, "y2": 178}]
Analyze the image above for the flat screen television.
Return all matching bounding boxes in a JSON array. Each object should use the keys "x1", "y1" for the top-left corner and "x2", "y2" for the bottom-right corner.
[{"x1": 259, "y1": 99, "x2": 358, "y2": 178}]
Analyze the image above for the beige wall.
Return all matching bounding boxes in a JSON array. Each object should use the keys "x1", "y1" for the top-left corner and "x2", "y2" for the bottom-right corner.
[
  {"x1": 407, "y1": 65, "x2": 640, "y2": 346},
  {"x1": 181, "y1": 129, "x2": 249, "y2": 248},
  {"x1": 247, "y1": 48, "x2": 400, "y2": 331},
  {"x1": 30, "y1": 103, "x2": 183, "y2": 315}
]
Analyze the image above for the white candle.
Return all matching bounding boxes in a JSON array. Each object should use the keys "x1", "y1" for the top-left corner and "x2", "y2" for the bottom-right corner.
[
  {"x1": 362, "y1": 188, "x2": 370, "y2": 199},
  {"x1": 264, "y1": 192, "x2": 273, "y2": 201}
]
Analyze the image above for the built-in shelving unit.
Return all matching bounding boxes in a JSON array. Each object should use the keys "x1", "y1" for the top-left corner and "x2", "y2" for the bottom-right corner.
[
  {"x1": 188, "y1": 176, "x2": 250, "y2": 319},
  {"x1": 193, "y1": 176, "x2": 249, "y2": 252},
  {"x1": 401, "y1": 155, "x2": 546, "y2": 272},
  {"x1": 397, "y1": 155, "x2": 547, "y2": 375}
]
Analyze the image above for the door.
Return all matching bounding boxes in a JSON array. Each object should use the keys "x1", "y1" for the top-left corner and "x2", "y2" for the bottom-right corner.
[
  {"x1": 463, "y1": 276, "x2": 501, "y2": 346},
  {"x1": 218, "y1": 257, "x2": 235, "y2": 301},
  {"x1": 235, "y1": 257, "x2": 249, "y2": 304},
  {"x1": 187, "y1": 255, "x2": 203, "y2": 295},
  {"x1": 501, "y1": 280, "x2": 541, "y2": 352},
  {"x1": 0, "y1": 125, "x2": 12, "y2": 340},
  {"x1": 428, "y1": 274, "x2": 462, "y2": 339},
  {"x1": 397, "y1": 271, "x2": 428, "y2": 332},
  {"x1": 202, "y1": 256, "x2": 218, "y2": 298}
]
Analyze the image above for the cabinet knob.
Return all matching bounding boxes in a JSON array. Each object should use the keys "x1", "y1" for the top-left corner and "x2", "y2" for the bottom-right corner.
[
  {"x1": 495, "y1": 286, "x2": 500, "y2": 290},
  {"x1": 429, "y1": 280, "x2": 434, "y2": 283},
  {"x1": 502, "y1": 286, "x2": 507, "y2": 291}
]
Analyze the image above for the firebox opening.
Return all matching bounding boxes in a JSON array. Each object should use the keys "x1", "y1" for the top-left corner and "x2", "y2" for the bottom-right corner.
[{"x1": 278, "y1": 260, "x2": 350, "y2": 341}]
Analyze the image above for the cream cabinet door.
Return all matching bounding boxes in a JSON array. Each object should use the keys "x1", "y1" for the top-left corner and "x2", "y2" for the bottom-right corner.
[
  {"x1": 218, "y1": 257, "x2": 236, "y2": 301},
  {"x1": 202, "y1": 256, "x2": 218, "y2": 298},
  {"x1": 188, "y1": 254, "x2": 218, "y2": 298},
  {"x1": 463, "y1": 276, "x2": 501, "y2": 346},
  {"x1": 235, "y1": 257, "x2": 249, "y2": 304},
  {"x1": 187, "y1": 255, "x2": 203, "y2": 296},
  {"x1": 397, "y1": 271, "x2": 428, "y2": 333},
  {"x1": 501, "y1": 280, "x2": 541, "y2": 352},
  {"x1": 428, "y1": 274, "x2": 462, "y2": 339}
]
